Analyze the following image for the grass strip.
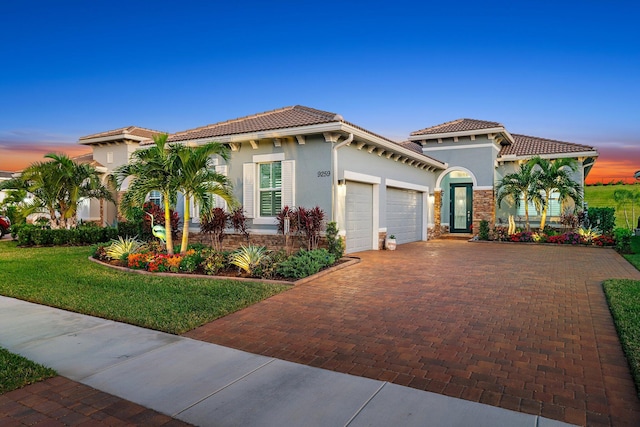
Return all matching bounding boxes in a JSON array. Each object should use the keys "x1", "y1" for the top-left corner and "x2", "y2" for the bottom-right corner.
[
  {"x1": 0, "y1": 241, "x2": 288, "y2": 334},
  {"x1": 0, "y1": 347, "x2": 56, "y2": 394},
  {"x1": 603, "y1": 279, "x2": 640, "y2": 396}
]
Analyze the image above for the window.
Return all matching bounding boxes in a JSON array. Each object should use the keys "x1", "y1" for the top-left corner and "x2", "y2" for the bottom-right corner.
[
  {"x1": 243, "y1": 155, "x2": 294, "y2": 222},
  {"x1": 107, "y1": 152, "x2": 114, "y2": 164},
  {"x1": 517, "y1": 191, "x2": 561, "y2": 217},
  {"x1": 149, "y1": 190, "x2": 162, "y2": 206},
  {"x1": 259, "y1": 162, "x2": 282, "y2": 216}
]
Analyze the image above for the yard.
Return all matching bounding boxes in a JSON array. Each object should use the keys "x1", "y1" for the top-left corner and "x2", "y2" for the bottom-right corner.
[{"x1": 0, "y1": 240, "x2": 288, "y2": 335}]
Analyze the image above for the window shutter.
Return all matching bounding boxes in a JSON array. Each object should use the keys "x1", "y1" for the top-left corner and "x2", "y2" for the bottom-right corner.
[
  {"x1": 215, "y1": 165, "x2": 228, "y2": 211},
  {"x1": 243, "y1": 163, "x2": 255, "y2": 218},
  {"x1": 281, "y1": 160, "x2": 295, "y2": 208}
]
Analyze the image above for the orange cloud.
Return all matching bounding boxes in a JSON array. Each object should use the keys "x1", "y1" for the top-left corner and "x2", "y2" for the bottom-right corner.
[
  {"x1": 0, "y1": 145, "x2": 91, "y2": 172},
  {"x1": 586, "y1": 145, "x2": 640, "y2": 184}
]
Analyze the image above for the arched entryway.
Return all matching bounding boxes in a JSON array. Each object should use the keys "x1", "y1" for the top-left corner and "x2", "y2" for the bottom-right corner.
[{"x1": 435, "y1": 167, "x2": 477, "y2": 234}]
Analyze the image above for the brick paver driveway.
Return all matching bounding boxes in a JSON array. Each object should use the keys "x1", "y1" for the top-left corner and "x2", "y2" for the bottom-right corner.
[{"x1": 185, "y1": 240, "x2": 640, "y2": 426}]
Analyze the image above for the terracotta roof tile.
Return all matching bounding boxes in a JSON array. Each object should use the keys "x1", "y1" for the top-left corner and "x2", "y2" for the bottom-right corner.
[
  {"x1": 71, "y1": 153, "x2": 104, "y2": 168},
  {"x1": 166, "y1": 105, "x2": 342, "y2": 143},
  {"x1": 411, "y1": 118, "x2": 504, "y2": 136},
  {"x1": 397, "y1": 140, "x2": 423, "y2": 154},
  {"x1": 79, "y1": 126, "x2": 164, "y2": 141},
  {"x1": 0, "y1": 171, "x2": 13, "y2": 179},
  {"x1": 501, "y1": 134, "x2": 597, "y2": 157}
]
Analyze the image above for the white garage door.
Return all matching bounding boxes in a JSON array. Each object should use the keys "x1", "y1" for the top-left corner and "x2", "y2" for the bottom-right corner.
[
  {"x1": 386, "y1": 188, "x2": 423, "y2": 244},
  {"x1": 345, "y1": 181, "x2": 373, "y2": 253}
]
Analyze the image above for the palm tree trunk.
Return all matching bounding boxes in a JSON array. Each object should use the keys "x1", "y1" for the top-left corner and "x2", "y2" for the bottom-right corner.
[
  {"x1": 181, "y1": 196, "x2": 191, "y2": 255},
  {"x1": 524, "y1": 193, "x2": 530, "y2": 231},
  {"x1": 539, "y1": 190, "x2": 551, "y2": 230},
  {"x1": 163, "y1": 195, "x2": 174, "y2": 255}
]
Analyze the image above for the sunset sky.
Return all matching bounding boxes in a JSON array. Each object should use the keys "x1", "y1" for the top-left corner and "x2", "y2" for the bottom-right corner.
[{"x1": 1, "y1": 1, "x2": 638, "y2": 183}]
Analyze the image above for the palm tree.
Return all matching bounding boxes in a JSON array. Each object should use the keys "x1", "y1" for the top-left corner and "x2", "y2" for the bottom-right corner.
[
  {"x1": 114, "y1": 134, "x2": 179, "y2": 254},
  {"x1": 530, "y1": 156, "x2": 582, "y2": 230},
  {"x1": 1, "y1": 154, "x2": 112, "y2": 229},
  {"x1": 613, "y1": 189, "x2": 633, "y2": 229},
  {"x1": 43, "y1": 153, "x2": 114, "y2": 228},
  {"x1": 170, "y1": 142, "x2": 236, "y2": 254},
  {"x1": 495, "y1": 160, "x2": 539, "y2": 231}
]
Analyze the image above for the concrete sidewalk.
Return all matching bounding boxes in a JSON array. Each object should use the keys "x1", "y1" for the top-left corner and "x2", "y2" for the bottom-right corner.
[{"x1": 0, "y1": 296, "x2": 573, "y2": 426}]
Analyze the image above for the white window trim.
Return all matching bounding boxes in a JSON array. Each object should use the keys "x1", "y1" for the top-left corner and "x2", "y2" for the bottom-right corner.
[
  {"x1": 245, "y1": 157, "x2": 295, "y2": 225},
  {"x1": 253, "y1": 153, "x2": 285, "y2": 163}
]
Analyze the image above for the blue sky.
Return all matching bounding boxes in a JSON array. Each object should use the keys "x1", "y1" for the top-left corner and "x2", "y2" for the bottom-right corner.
[{"x1": 1, "y1": 0, "x2": 638, "y2": 181}]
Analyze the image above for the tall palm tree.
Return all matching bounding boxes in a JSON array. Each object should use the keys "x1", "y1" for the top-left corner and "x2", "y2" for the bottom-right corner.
[
  {"x1": 530, "y1": 156, "x2": 582, "y2": 230},
  {"x1": 114, "y1": 134, "x2": 179, "y2": 254},
  {"x1": 495, "y1": 160, "x2": 539, "y2": 231},
  {"x1": 171, "y1": 142, "x2": 236, "y2": 254}
]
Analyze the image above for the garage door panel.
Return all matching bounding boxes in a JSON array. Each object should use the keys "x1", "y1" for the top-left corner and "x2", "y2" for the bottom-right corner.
[
  {"x1": 345, "y1": 182, "x2": 373, "y2": 253},
  {"x1": 386, "y1": 188, "x2": 422, "y2": 244}
]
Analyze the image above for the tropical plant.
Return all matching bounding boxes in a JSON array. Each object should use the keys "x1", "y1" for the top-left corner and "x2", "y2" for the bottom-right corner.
[
  {"x1": 577, "y1": 226, "x2": 601, "y2": 244},
  {"x1": 230, "y1": 206, "x2": 249, "y2": 239},
  {"x1": 275, "y1": 249, "x2": 335, "y2": 279},
  {"x1": 230, "y1": 245, "x2": 269, "y2": 276},
  {"x1": 0, "y1": 154, "x2": 113, "y2": 229},
  {"x1": 325, "y1": 221, "x2": 344, "y2": 259},
  {"x1": 529, "y1": 156, "x2": 582, "y2": 230},
  {"x1": 495, "y1": 160, "x2": 539, "y2": 231},
  {"x1": 478, "y1": 220, "x2": 490, "y2": 241},
  {"x1": 170, "y1": 141, "x2": 236, "y2": 254},
  {"x1": 114, "y1": 134, "x2": 179, "y2": 254},
  {"x1": 105, "y1": 236, "x2": 147, "y2": 260},
  {"x1": 613, "y1": 188, "x2": 640, "y2": 229},
  {"x1": 298, "y1": 206, "x2": 325, "y2": 250},
  {"x1": 200, "y1": 207, "x2": 229, "y2": 251}
]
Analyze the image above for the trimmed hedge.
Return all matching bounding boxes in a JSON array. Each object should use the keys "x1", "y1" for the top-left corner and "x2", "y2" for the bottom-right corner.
[{"x1": 16, "y1": 224, "x2": 118, "y2": 246}]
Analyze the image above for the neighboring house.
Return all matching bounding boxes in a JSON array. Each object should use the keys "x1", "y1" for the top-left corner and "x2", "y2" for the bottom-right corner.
[
  {"x1": 0, "y1": 171, "x2": 14, "y2": 206},
  {"x1": 78, "y1": 106, "x2": 598, "y2": 253},
  {"x1": 71, "y1": 152, "x2": 110, "y2": 225}
]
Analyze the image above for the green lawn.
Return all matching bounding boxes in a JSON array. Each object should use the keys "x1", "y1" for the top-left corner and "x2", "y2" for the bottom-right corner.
[
  {"x1": 0, "y1": 347, "x2": 56, "y2": 394},
  {"x1": 603, "y1": 235, "x2": 640, "y2": 396},
  {"x1": 585, "y1": 183, "x2": 640, "y2": 230},
  {"x1": 0, "y1": 240, "x2": 288, "y2": 334}
]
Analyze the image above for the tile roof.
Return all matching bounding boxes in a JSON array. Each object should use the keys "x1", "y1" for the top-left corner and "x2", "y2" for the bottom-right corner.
[
  {"x1": 501, "y1": 134, "x2": 597, "y2": 157},
  {"x1": 411, "y1": 118, "x2": 504, "y2": 136},
  {"x1": 0, "y1": 171, "x2": 13, "y2": 179},
  {"x1": 79, "y1": 126, "x2": 164, "y2": 141},
  {"x1": 71, "y1": 153, "x2": 104, "y2": 168},
  {"x1": 166, "y1": 105, "x2": 343, "y2": 143},
  {"x1": 397, "y1": 140, "x2": 423, "y2": 154}
]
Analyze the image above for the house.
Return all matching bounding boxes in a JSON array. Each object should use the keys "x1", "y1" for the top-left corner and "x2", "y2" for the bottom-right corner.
[
  {"x1": 0, "y1": 171, "x2": 14, "y2": 206},
  {"x1": 78, "y1": 106, "x2": 598, "y2": 253}
]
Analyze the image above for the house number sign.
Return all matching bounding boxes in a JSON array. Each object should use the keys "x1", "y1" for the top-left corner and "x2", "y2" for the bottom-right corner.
[{"x1": 317, "y1": 170, "x2": 331, "y2": 177}]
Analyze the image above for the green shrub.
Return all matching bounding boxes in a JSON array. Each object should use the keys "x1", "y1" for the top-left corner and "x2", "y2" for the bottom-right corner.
[
  {"x1": 254, "y1": 249, "x2": 289, "y2": 279},
  {"x1": 614, "y1": 228, "x2": 633, "y2": 253},
  {"x1": 117, "y1": 221, "x2": 142, "y2": 239},
  {"x1": 180, "y1": 251, "x2": 204, "y2": 273},
  {"x1": 478, "y1": 220, "x2": 490, "y2": 240},
  {"x1": 15, "y1": 224, "x2": 117, "y2": 246},
  {"x1": 201, "y1": 250, "x2": 230, "y2": 275},
  {"x1": 588, "y1": 207, "x2": 615, "y2": 234},
  {"x1": 326, "y1": 221, "x2": 345, "y2": 259},
  {"x1": 276, "y1": 249, "x2": 335, "y2": 279}
]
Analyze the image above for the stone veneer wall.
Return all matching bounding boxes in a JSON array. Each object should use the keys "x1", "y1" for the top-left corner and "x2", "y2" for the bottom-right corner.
[
  {"x1": 429, "y1": 190, "x2": 445, "y2": 238},
  {"x1": 189, "y1": 232, "x2": 329, "y2": 253},
  {"x1": 379, "y1": 231, "x2": 387, "y2": 250},
  {"x1": 472, "y1": 189, "x2": 495, "y2": 233}
]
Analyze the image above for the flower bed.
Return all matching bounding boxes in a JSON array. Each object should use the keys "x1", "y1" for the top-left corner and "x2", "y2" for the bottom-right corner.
[
  {"x1": 485, "y1": 226, "x2": 616, "y2": 247},
  {"x1": 93, "y1": 240, "x2": 345, "y2": 281}
]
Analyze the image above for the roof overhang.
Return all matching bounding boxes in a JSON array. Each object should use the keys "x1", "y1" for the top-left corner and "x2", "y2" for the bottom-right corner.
[
  {"x1": 498, "y1": 150, "x2": 599, "y2": 163},
  {"x1": 408, "y1": 127, "x2": 514, "y2": 145},
  {"x1": 167, "y1": 121, "x2": 448, "y2": 171},
  {"x1": 79, "y1": 133, "x2": 151, "y2": 146}
]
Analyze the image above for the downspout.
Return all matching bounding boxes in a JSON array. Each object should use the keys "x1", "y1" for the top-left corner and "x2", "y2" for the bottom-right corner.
[{"x1": 331, "y1": 133, "x2": 354, "y2": 221}]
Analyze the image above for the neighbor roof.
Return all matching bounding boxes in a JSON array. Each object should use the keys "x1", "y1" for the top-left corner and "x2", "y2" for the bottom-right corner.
[
  {"x1": 0, "y1": 171, "x2": 13, "y2": 179},
  {"x1": 166, "y1": 105, "x2": 343, "y2": 143},
  {"x1": 71, "y1": 152, "x2": 104, "y2": 168},
  {"x1": 79, "y1": 126, "x2": 164, "y2": 144},
  {"x1": 501, "y1": 134, "x2": 597, "y2": 157},
  {"x1": 411, "y1": 118, "x2": 504, "y2": 136}
]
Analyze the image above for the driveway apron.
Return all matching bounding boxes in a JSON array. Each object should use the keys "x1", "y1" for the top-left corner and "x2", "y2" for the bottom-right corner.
[{"x1": 185, "y1": 240, "x2": 640, "y2": 426}]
